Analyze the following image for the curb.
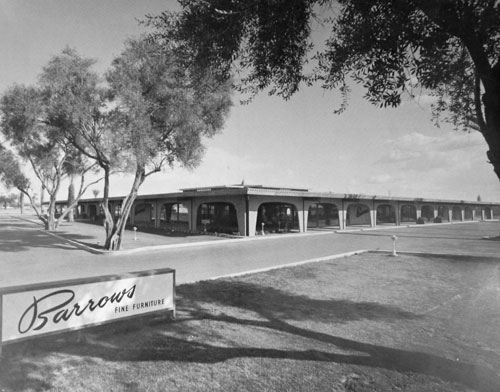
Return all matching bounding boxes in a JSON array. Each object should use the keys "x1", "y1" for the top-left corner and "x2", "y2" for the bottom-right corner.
[
  {"x1": 337, "y1": 219, "x2": 489, "y2": 233},
  {"x1": 192, "y1": 250, "x2": 370, "y2": 284},
  {"x1": 38, "y1": 226, "x2": 336, "y2": 256},
  {"x1": 369, "y1": 249, "x2": 500, "y2": 261}
]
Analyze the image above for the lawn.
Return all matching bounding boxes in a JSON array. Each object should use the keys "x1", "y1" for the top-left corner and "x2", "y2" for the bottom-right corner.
[{"x1": 1, "y1": 252, "x2": 499, "y2": 391}]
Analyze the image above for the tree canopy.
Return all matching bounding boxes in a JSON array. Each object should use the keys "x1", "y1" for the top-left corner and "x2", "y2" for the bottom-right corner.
[
  {"x1": 147, "y1": 0, "x2": 500, "y2": 180},
  {"x1": 0, "y1": 144, "x2": 31, "y2": 198},
  {"x1": 1, "y1": 40, "x2": 232, "y2": 250},
  {"x1": 0, "y1": 51, "x2": 101, "y2": 230},
  {"x1": 97, "y1": 37, "x2": 232, "y2": 250}
]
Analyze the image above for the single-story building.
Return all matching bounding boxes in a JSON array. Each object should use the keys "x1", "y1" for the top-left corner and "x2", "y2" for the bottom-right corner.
[{"x1": 55, "y1": 184, "x2": 500, "y2": 236}]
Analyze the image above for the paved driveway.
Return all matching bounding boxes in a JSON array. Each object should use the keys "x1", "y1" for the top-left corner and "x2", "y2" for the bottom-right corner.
[{"x1": 1, "y1": 213, "x2": 499, "y2": 287}]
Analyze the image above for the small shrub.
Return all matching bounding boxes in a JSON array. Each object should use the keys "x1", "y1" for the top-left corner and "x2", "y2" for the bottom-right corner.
[
  {"x1": 434, "y1": 216, "x2": 442, "y2": 223},
  {"x1": 417, "y1": 217, "x2": 425, "y2": 224}
]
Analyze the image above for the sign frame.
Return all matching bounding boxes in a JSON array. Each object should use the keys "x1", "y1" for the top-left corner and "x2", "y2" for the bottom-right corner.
[{"x1": 0, "y1": 268, "x2": 175, "y2": 349}]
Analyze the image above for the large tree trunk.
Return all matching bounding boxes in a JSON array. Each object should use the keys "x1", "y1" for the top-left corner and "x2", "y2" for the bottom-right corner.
[
  {"x1": 46, "y1": 195, "x2": 57, "y2": 231},
  {"x1": 482, "y1": 69, "x2": 500, "y2": 181},
  {"x1": 67, "y1": 173, "x2": 75, "y2": 222},
  {"x1": 40, "y1": 185, "x2": 44, "y2": 214},
  {"x1": 101, "y1": 166, "x2": 114, "y2": 246},
  {"x1": 104, "y1": 167, "x2": 146, "y2": 251},
  {"x1": 19, "y1": 192, "x2": 24, "y2": 214}
]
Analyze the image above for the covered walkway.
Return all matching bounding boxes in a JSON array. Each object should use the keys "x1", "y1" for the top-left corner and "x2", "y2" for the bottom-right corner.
[{"x1": 57, "y1": 185, "x2": 500, "y2": 237}]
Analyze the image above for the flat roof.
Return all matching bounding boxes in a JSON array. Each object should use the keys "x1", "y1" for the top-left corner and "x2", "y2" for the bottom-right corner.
[
  {"x1": 65, "y1": 184, "x2": 500, "y2": 206},
  {"x1": 180, "y1": 184, "x2": 310, "y2": 192}
]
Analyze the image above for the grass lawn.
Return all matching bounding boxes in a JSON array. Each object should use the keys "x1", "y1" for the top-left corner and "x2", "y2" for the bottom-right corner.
[{"x1": 1, "y1": 252, "x2": 500, "y2": 391}]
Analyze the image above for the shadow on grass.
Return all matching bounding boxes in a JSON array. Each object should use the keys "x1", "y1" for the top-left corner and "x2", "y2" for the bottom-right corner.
[
  {"x1": 52, "y1": 231, "x2": 105, "y2": 249},
  {"x1": 0, "y1": 229, "x2": 87, "y2": 253},
  {"x1": 1, "y1": 281, "x2": 499, "y2": 392},
  {"x1": 179, "y1": 280, "x2": 420, "y2": 324},
  {"x1": 0, "y1": 216, "x2": 95, "y2": 252},
  {"x1": 371, "y1": 251, "x2": 500, "y2": 264}
]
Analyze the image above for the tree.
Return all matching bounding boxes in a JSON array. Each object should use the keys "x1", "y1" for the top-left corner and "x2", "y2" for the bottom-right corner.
[
  {"x1": 101, "y1": 38, "x2": 232, "y2": 250},
  {"x1": 62, "y1": 38, "x2": 232, "y2": 250},
  {"x1": 0, "y1": 192, "x2": 18, "y2": 209},
  {"x1": 0, "y1": 82, "x2": 100, "y2": 230},
  {"x1": 147, "y1": 0, "x2": 500, "y2": 180},
  {"x1": 0, "y1": 144, "x2": 39, "y2": 216},
  {"x1": 37, "y1": 48, "x2": 127, "y2": 244},
  {"x1": 39, "y1": 47, "x2": 105, "y2": 223}
]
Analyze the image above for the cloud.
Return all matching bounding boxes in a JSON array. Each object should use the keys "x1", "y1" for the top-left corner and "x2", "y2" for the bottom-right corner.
[
  {"x1": 364, "y1": 130, "x2": 498, "y2": 200},
  {"x1": 367, "y1": 173, "x2": 397, "y2": 184},
  {"x1": 378, "y1": 131, "x2": 485, "y2": 167},
  {"x1": 413, "y1": 94, "x2": 439, "y2": 106},
  {"x1": 136, "y1": 146, "x2": 269, "y2": 195}
]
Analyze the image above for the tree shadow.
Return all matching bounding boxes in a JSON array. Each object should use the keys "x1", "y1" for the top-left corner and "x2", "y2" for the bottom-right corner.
[
  {"x1": 0, "y1": 228, "x2": 86, "y2": 253},
  {"x1": 178, "y1": 280, "x2": 420, "y2": 324},
  {"x1": 370, "y1": 251, "x2": 500, "y2": 264},
  {"x1": 49, "y1": 230, "x2": 104, "y2": 249},
  {"x1": 413, "y1": 253, "x2": 500, "y2": 264},
  {"x1": 0, "y1": 217, "x2": 95, "y2": 252}
]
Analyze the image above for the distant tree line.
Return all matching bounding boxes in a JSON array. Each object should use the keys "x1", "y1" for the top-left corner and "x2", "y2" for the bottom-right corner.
[{"x1": 0, "y1": 192, "x2": 18, "y2": 209}]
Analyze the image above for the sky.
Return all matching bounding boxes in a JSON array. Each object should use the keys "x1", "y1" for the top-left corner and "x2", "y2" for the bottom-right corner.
[{"x1": 1, "y1": 0, "x2": 500, "y2": 202}]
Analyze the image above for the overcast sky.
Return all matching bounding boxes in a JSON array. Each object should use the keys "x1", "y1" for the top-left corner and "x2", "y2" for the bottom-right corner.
[{"x1": 1, "y1": 0, "x2": 499, "y2": 202}]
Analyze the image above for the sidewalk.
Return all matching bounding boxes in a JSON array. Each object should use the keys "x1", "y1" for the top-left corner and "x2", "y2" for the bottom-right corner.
[{"x1": 16, "y1": 214, "x2": 335, "y2": 255}]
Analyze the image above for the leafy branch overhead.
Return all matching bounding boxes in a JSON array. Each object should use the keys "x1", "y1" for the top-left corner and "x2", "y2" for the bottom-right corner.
[{"x1": 146, "y1": 0, "x2": 500, "y2": 180}]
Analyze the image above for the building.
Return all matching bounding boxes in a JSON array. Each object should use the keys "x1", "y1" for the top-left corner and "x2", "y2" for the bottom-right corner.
[{"x1": 57, "y1": 184, "x2": 500, "y2": 237}]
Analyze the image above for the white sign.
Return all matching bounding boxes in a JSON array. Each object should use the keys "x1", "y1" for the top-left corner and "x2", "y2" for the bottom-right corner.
[{"x1": 1, "y1": 270, "x2": 175, "y2": 343}]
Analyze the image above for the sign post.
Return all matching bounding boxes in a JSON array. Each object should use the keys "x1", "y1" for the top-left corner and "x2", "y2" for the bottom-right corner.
[{"x1": 0, "y1": 268, "x2": 175, "y2": 354}]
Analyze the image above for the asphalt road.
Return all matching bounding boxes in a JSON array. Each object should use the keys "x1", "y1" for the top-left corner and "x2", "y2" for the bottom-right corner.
[{"x1": 1, "y1": 213, "x2": 499, "y2": 288}]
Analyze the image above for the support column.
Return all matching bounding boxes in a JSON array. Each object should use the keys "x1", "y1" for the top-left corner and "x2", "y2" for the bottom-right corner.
[
  {"x1": 247, "y1": 197, "x2": 260, "y2": 237},
  {"x1": 155, "y1": 201, "x2": 161, "y2": 229},
  {"x1": 369, "y1": 199, "x2": 375, "y2": 228},
  {"x1": 245, "y1": 196, "x2": 249, "y2": 236},
  {"x1": 370, "y1": 208, "x2": 376, "y2": 228},
  {"x1": 187, "y1": 199, "x2": 193, "y2": 231},
  {"x1": 234, "y1": 198, "x2": 247, "y2": 236},
  {"x1": 302, "y1": 200, "x2": 308, "y2": 233},
  {"x1": 395, "y1": 203, "x2": 401, "y2": 226},
  {"x1": 340, "y1": 200, "x2": 347, "y2": 230},
  {"x1": 303, "y1": 201, "x2": 317, "y2": 232},
  {"x1": 461, "y1": 207, "x2": 465, "y2": 222},
  {"x1": 416, "y1": 206, "x2": 422, "y2": 221},
  {"x1": 448, "y1": 208, "x2": 453, "y2": 223},
  {"x1": 191, "y1": 200, "x2": 201, "y2": 233},
  {"x1": 297, "y1": 202, "x2": 306, "y2": 233}
]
